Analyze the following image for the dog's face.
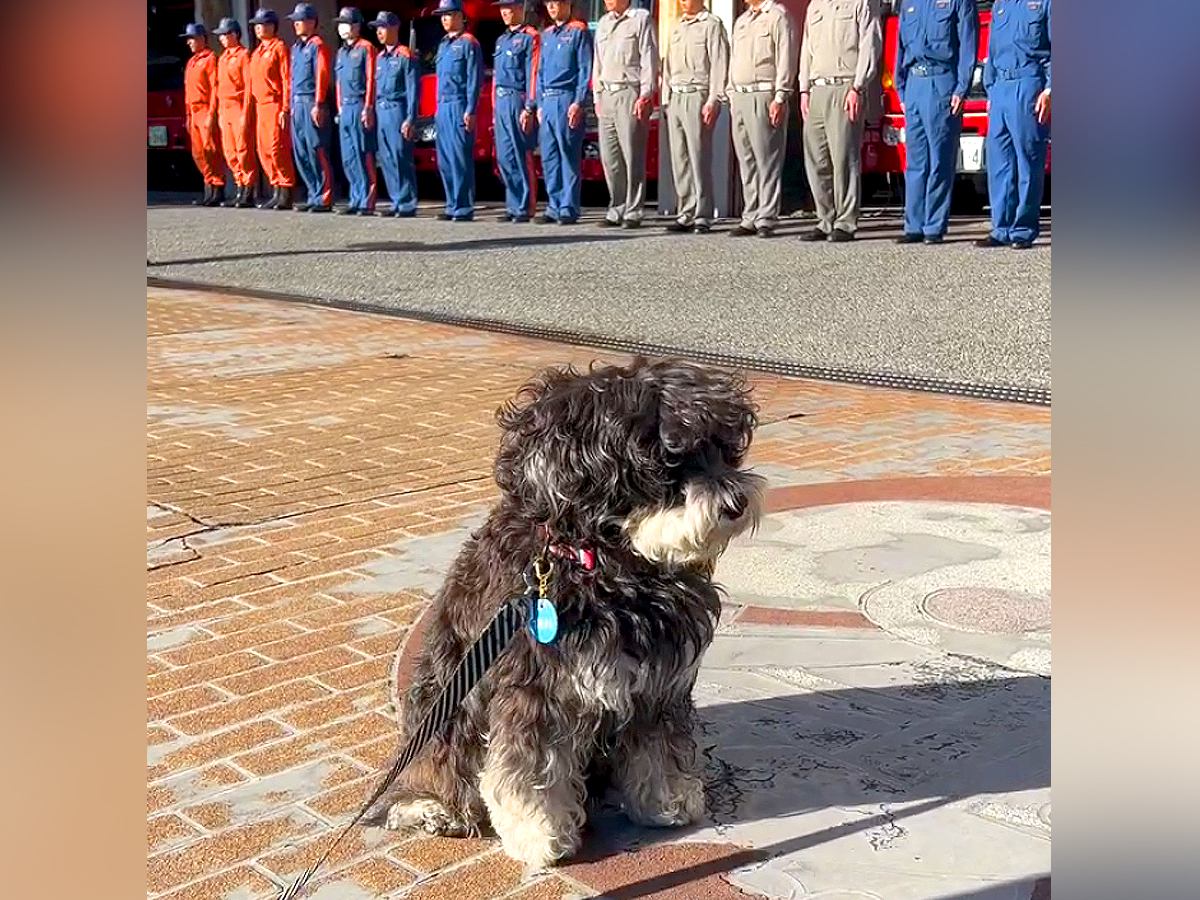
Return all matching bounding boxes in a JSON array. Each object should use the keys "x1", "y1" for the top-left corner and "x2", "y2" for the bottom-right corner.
[{"x1": 495, "y1": 359, "x2": 766, "y2": 568}]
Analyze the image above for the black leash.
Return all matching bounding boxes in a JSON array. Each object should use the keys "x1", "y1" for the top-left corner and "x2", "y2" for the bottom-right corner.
[{"x1": 277, "y1": 594, "x2": 531, "y2": 899}]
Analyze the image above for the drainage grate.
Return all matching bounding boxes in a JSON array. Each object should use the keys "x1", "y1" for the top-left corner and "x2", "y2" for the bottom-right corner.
[{"x1": 147, "y1": 276, "x2": 1051, "y2": 406}]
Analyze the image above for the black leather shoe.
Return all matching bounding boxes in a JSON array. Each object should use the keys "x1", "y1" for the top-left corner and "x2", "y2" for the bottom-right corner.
[
  {"x1": 451, "y1": 214, "x2": 474, "y2": 222},
  {"x1": 598, "y1": 218, "x2": 620, "y2": 228},
  {"x1": 496, "y1": 213, "x2": 513, "y2": 222},
  {"x1": 729, "y1": 225, "x2": 757, "y2": 237},
  {"x1": 666, "y1": 221, "x2": 692, "y2": 233},
  {"x1": 435, "y1": 212, "x2": 453, "y2": 221},
  {"x1": 923, "y1": 234, "x2": 944, "y2": 244},
  {"x1": 274, "y1": 187, "x2": 293, "y2": 210},
  {"x1": 394, "y1": 209, "x2": 416, "y2": 218},
  {"x1": 828, "y1": 228, "x2": 854, "y2": 242},
  {"x1": 974, "y1": 235, "x2": 1006, "y2": 248},
  {"x1": 258, "y1": 187, "x2": 280, "y2": 210},
  {"x1": 511, "y1": 215, "x2": 529, "y2": 223},
  {"x1": 534, "y1": 214, "x2": 557, "y2": 225},
  {"x1": 623, "y1": 219, "x2": 642, "y2": 229},
  {"x1": 1011, "y1": 240, "x2": 1034, "y2": 250},
  {"x1": 756, "y1": 227, "x2": 775, "y2": 239},
  {"x1": 895, "y1": 233, "x2": 923, "y2": 244},
  {"x1": 236, "y1": 187, "x2": 255, "y2": 208},
  {"x1": 337, "y1": 206, "x2": 359, "y2": 215},
  {"x1": 205, "y1": 186, "x2": 224, "y2": 207},
  {"x1": 694, "y1": 223, "x2": 711, "y2": 234},
  {"x1": 308, "y1": 203, "x2": 331, "y2": 213},
  {"x1": 799, "y1": 227, "x2": 827, "y2": 241},
  {"x1": 294, "y1": 201, "x2": 311, "y2": 212}
]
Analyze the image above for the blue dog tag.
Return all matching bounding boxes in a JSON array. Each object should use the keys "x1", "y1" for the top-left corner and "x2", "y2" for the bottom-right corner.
[{"x1": 530, "y1": 597, "x2": 558, "y2": 644}]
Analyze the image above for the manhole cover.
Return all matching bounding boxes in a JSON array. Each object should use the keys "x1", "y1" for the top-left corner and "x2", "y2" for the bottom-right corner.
[{"x1": 922, "y1": 587, "x2": 1051, "y2": 634}]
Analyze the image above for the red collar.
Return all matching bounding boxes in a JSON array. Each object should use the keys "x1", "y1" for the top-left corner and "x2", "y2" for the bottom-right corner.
[{"x1": 540, "y1": 525, "x2": 597, "y2": 572}]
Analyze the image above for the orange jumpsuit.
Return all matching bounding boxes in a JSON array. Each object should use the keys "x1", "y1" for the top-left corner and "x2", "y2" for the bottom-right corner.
[
  {"x1": 184, "y1": 47, "x2": 223, "y2": 186},
  {"x1": 217, "y1": 42, "x2": 256, "y2": 188},
  {"x1": 249, "y1": 35, "x2": 295, "y2": 187}
]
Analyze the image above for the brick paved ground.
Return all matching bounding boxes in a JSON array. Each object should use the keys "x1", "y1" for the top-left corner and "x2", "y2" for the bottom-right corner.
[{"x1": 147, "y1": 287, "x2": 1050, "y2": 899}]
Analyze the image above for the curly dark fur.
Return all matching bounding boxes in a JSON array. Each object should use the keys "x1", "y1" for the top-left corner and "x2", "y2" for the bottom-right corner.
[{"x1": 363, "y1": 358, "x2": 765, "y2": 868}]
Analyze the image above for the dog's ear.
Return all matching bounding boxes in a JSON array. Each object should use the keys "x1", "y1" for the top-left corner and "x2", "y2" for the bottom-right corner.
[
  {"x1": 493, "y1": 365, "x2": 579, "y2": 511},
  {"x1": 649, "y1": 362, "x2": 758, "y2": 461}
]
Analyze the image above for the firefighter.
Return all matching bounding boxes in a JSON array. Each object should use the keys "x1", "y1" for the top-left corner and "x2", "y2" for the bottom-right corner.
[
  {"x1": 287, "y1": 3, "x2": 335, "y2": 213},
  {"x1": 726, "y1": 0, "x2": 796, "y2": 238},
  {"x1": 797, "y1": 0, "x2": 881, "y2": 242},
  {"x1": 661, "y1": 0, "x2": 729, "y2": 234},
  {"x1": 491, "y1": 0, "x2": 540, "y2": 223},
  {"x1": 248, "y1": 8, "x2": 296, "y2": 209},
  {"x1": 593, "y1": 0, "x2": 658, "y2": 229},
  {"x1": 213, "y1": 18, "x2": 256, "y2": 207},
  {"x1": 333, "y1": 8, "x2": 378, "y2": 214},
  {"x1": 370, "y1": 10, "x2": 420, "y2": 217},
  {"x1": 535, "y1": 0, "x2": 592, "y2": 225},
  {"x1": 181, "y1": 23, "x2": 224, "y2": 206},
  {"x1": 894, "y1": 0, "x2": 978, "y2": 244},
  {"x1": 433, "y1": 0, "x2": 483, "y2": 221},
  {"x1": 976, "y1": 0, "x2": 1051, "y2": 250}
]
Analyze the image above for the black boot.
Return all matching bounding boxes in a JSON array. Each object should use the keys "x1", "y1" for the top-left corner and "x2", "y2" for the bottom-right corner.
[
  {"x1": 204, "y1": 185, "x2": 224, "y2": 207},
  {"x1": 274, "y1": 186, "x2": 293, "y2": 211},
  {"x1": 236, "y1": 185, "x2": 255, "y2": 208},
  {"x1": 258, "y1": 186, "x2": 280, "y2": 210},
  {"x1": 223, "y1": 186, "x2": 241, "y2": 208},
  {"x1": 193, "y1": 184, "x2": 212, "y2": 206}
]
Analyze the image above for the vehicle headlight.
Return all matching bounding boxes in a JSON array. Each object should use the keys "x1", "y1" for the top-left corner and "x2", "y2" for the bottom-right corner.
[
  {"x1": 883, "y1": 125, "x2": 904, "y2": 146},
  {"x1": 418, "y1": 121, "x2": 437, "y2": 142},
  {"x1": 583, "y1": 142, "x2": 600, "y2": 161}
]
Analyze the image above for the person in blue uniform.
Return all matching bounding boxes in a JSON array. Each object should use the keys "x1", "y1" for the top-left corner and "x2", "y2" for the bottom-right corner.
[
  {"x1": 976, "y1": 0, "x2": 1051, "y2": 250},
  {"x1": 433, "y1": 0, "x2": 484, "y2": 221},
  {"x1": 334, "y1": 6, "x2": 378, "y2": 214},
  {"x1": 370, "y1": 10, "x2": 420, "y2": 217},
  {"x1": 491, "y1": 0, "x2": 541, "y2": 223},
  {"x1": 894, "y1": 0, "x2": 978, "y2": 244},
  {"x1": 287, "y1": 3, "x2": 335, "y2": 212},
  {"x1": 535, "y1": 0, "x2": 592, "y2": 225}
]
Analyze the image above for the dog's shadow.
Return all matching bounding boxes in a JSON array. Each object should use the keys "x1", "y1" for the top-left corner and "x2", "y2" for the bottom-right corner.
[{"x1": 569, "y1": 673, "x2": 1049, "y2": 894}]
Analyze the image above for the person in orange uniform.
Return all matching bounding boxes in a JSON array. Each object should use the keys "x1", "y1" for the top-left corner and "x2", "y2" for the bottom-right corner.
[
  {"x1": 181, "y1": 23, "x2": 224, "y2": 206},
  {"x1": 212, "y1": 18, "x2": 257, "y2": 207},
  {"x1": 247, "y1": 8, "x2": 296, "y2": 209}
]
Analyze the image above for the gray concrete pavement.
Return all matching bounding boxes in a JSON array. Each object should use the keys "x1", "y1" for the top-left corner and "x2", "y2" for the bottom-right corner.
[{"x1": 146, "y1": 204, "x2": 1051, "y2": 390}]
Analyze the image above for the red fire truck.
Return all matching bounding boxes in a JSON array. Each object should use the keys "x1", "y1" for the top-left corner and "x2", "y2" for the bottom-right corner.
[
  {"x1": 864, "y1": 0, "x2": 1050, "y2": 206},
  {"x1": 147, "y1": 0, "x2": 197, "y2": 186}
]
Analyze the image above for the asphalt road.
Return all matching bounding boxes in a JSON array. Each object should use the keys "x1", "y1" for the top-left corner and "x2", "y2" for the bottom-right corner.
[{"x1": 146, "y1": 203, "x2": 1051, "y2": 390}]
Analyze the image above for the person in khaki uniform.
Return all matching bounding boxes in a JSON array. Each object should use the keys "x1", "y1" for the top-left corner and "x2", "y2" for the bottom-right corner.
[
  {"x1": 726, "y1": 0, "x2": 797, "y2": 238},
  {"x1": 593, "y1": 0, "x2": 658, "y2": 228},
  {"x1": 798, "y1": 0, "x2": 882, "y2": 242},
  {"x1": 661, "y1": 0, "x2": 729, "y2": 234}
]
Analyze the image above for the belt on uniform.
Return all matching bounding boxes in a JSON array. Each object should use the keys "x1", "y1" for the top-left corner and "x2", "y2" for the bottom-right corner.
[
  {"x1": 731, "y1": 81, "x2": 775, "y2": 93},
  {"x1": 907, "y1": 62, "x2": 953, "y2": 76},
  {"x1": 597, "y1": 81, "x2": 638, "y2": 92},
  {"x1": 993, "y1": 63, "x2": 1044, "y2": 80},
  {"x1": 540, "y1": 87, "x2": 572, "y2": 96},
  {"x1": 810, "y1": 76, "x2": 854, "y2": 86},
  {"x1": 669, "y1": 83, "x2": 705, "y2": 93},
  {"x1": 495, "y1": 86, "x2": 526, "y2": 97}
]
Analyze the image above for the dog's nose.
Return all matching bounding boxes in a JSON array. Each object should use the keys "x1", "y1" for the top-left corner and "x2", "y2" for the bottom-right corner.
[{"x1": 722, "y1": 496, "x2": 748, "y2": 520}]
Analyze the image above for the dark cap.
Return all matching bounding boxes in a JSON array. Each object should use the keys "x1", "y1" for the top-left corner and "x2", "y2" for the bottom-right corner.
[
  {"x1": 248, "y1": 8, "x2": 279, "y2": 26},
  {"x1": 433, "y1": 0, "x2": 463, "y2": 13},
  {"x1": 180, "y1": 22, "x2": 208, "y2": 39},
  {"x1": 368, "y1": 10, "x2": 401, "y2": 27},
  {"x1": 286, "y1": 3, "x2": 319, "y2": 21},
  {"x1": 335, "y1": 6, "x2": 365, "y2": 24},
  {"x1": 211, "y1": 17, "x2": 242, "y2": 35}
]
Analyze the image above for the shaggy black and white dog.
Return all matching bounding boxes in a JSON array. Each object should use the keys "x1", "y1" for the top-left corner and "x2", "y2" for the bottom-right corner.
[{"x1": 364, "y1": 358, "x2": 765, "y2": 868}]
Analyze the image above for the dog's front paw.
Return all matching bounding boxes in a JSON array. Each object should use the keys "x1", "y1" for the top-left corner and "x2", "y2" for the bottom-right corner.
[
  {"x1": 496, "y1": 815, "x2": 581, "y2": 871},
  {"x1": 384, "y1": 798, "x2": 467, "y2": 836},
  {"x1": 623, "y1": 774, "x2": 706, "y2": 828}
]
